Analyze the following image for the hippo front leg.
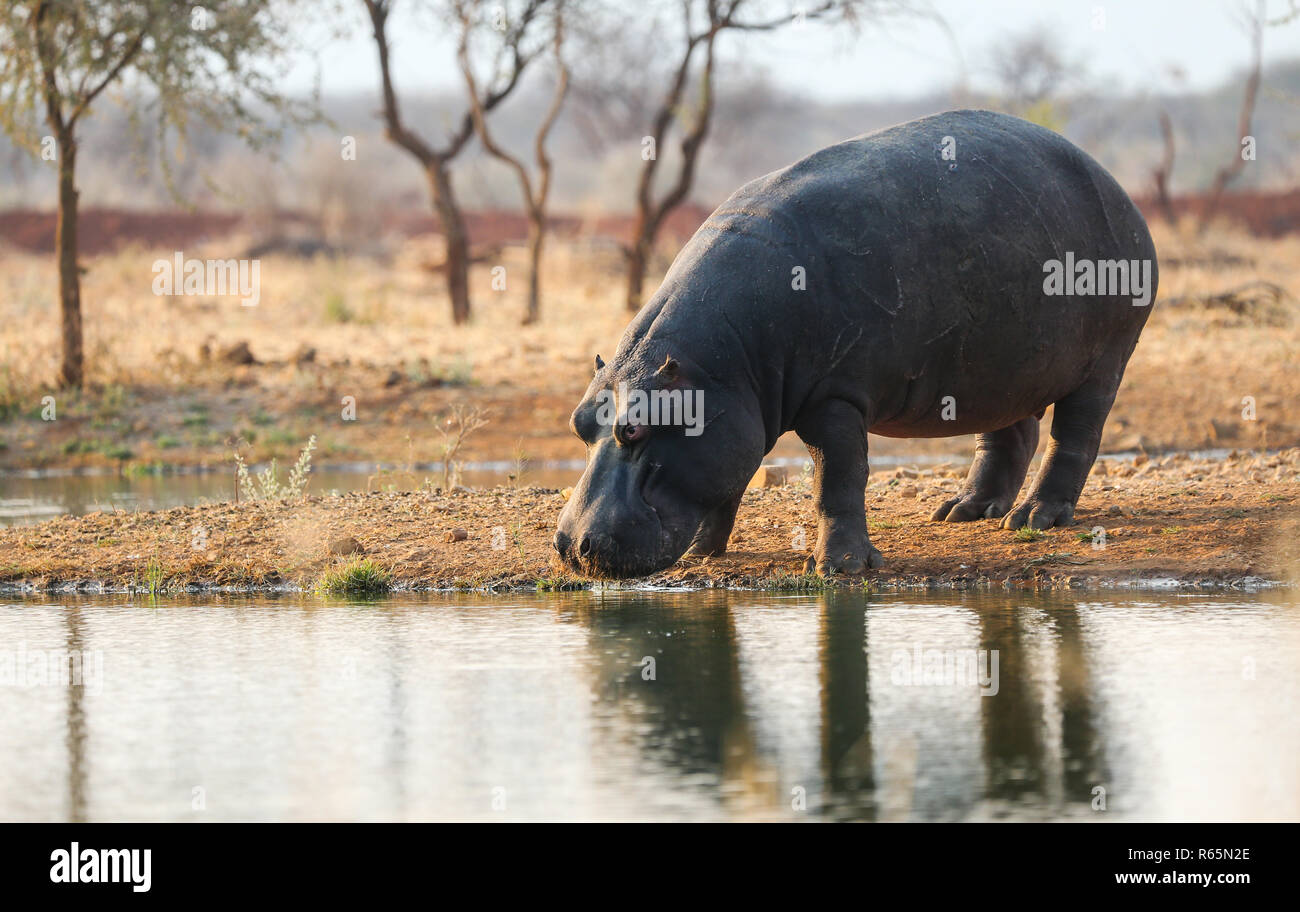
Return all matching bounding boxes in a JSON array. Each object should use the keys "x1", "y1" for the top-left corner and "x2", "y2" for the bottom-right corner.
[
  {"x1": 686, "y1": 492, "x2": 743, "y2": 557},
  {"x1": 795, "y1": 399, "x2": 884, "y2": 576}
]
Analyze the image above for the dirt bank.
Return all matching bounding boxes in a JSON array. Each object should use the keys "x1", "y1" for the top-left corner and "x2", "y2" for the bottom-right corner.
[{"x1": 3, "y1": 450, "x2": 1296, "y2": 594}]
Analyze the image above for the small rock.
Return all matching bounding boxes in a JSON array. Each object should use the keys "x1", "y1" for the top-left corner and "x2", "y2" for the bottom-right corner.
[
  {"x1": 1210, "y1": 419, "x2": 1240, "y2": 441},
  {"x1": 444, "y1": 528, "x2": 468, "y2": 543},
  {"x1": 218, "y1": 340, "x2": 255, "y2": 365},
  {"x1": 384, "y1": 370, "x2": 404, "y2": 387},
  {"x1": 748, "y1": 465, "x2": 788, "y2": 489},
  {"x1": 328, "y1": 536, "x2": 363, "y2": 556},
  {"x1": 899, "y1": 485, "x2": 919, "y2": 498},
  {"x1": 292, "y1": 344, "x2": 317, "y2": 365}
]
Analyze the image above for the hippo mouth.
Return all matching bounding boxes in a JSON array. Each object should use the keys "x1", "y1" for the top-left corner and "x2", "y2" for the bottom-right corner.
[
  {"x1": 554, "y1": 466, "x2": 700, "y2": 579},
  {"x1": 554, "y1": 501, "x2": 684, "y2": 580}
]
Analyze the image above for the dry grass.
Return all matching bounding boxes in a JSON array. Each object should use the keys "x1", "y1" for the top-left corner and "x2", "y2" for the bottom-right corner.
[
  {"x1": 0, "y1": 236, "x2": 633, "y2": 396},
  {"x1": 0, "y1": 236, "x2": 637, "y2": 469},
  {"x1": 1118, "y1": 220, "x2": 1300, "y2": 451},
  {"x1": 0, "y1": 221, "x2": 1297, "y2": 472}
]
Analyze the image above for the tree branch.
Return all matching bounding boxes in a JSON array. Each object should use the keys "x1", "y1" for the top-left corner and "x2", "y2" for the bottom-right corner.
[
  {"x1": 647, "y1": 26, "x2": 716, "y2": 235},
  {"x1": 363, "y1": 0, "x2": 438, "y2": 165},
  {"x1": 533, "y1": 13, "x2": 570, "y2": 211},
  {"x1": 32, "y1": 0, "x2": 67, "y2": 137},
  {"x1": 68, "y1": 22, "x2": 151, "y2": 127},
  {"x1": 456, "y1": 2, "x2": 535, "y2": 203}
]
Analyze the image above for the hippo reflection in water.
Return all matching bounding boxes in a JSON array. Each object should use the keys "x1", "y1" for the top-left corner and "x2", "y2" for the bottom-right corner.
[{"x1": 554, "y1": 110, "x2": 1157, "y2": 579}]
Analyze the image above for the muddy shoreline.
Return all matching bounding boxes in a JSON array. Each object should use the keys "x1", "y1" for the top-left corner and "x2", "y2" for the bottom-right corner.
[{"x1": 2, "y1": 450, "x2": 1296, "y2": 595}]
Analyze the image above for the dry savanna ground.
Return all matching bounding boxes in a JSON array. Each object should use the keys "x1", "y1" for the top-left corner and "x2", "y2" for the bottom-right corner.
[
  {"x1": 0, "y1": 221, "x2": 1298, "y2": 476},
  {"x1": 1, "y1": 449, "x2": 1297, "y2": 592}
]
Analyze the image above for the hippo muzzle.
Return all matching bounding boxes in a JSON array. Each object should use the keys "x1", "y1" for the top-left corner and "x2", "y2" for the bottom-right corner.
[{"x1": 553, "y1": 436, "x2": 700, "y2": 579}]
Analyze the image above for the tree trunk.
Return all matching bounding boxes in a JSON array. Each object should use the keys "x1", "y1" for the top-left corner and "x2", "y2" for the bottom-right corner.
[
  {"x1": 1199, "y1": 0, "x2": 1263, "y2": 236},
  {"x1": 624, "y1": 225, "x2": 652, "y2": 313},
  {"x1": 523, "y1": 209, "x2": 543, "y2": 325},
  {"x1": 55, "y1": 135, "x2": 83, "y2": 389},
  {"x1": 1152, "y1": 111, "x2": 1177, "y2": 225},
  {"x1": 427, "y1": 159, "x2": 471, "y2": 325}
]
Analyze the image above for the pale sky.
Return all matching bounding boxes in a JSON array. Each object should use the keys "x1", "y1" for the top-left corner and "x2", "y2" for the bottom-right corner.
[{"x1": 284, "y1": 0, "x2": 1300, "y2": 101}]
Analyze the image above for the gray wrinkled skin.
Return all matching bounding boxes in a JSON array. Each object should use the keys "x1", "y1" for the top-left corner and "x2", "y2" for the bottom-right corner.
[{"x1": 555, "y1": 109, "x2": 1158, "y2": 579}]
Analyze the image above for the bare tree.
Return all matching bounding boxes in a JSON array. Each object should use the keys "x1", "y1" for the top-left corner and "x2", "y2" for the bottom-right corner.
[
  {"x1": 456, "y1": 0, "x2": 569, "y2": 324},
  {"x1": 989, "y1": 28, "x2": 1072, "y2": 113},
  {"x1": 0, "y1": 1, "x2": 308, "y2": 389},
  {"x1": 618, "y1": 1, "x2": 882, "y2": 312},
  {"x1": 363, "y1": 0, "x2": 548, "y2": 324},
  {"x1": 1199, "y1": 0, "x2": 1266, "y2": 234},
  {"x1": 564, "y1": 4, "x2": 673, "y2": 152},
  {"x1": 1151, "y1": 110, "x2": 1178, "y2": 224}
]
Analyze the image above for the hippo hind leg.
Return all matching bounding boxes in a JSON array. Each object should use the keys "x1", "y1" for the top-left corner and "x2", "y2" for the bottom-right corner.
[
  {"x1": 931, "y1": 416, "x2": 1040, "y2": 522},
  {"x1": 1002, "y1": 363, "x2": 1125, "y2": 531}
]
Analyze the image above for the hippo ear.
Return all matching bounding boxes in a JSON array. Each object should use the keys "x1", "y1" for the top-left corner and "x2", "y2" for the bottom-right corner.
[
  {"x1": 594, "y1": 354, "x2": 605, "y2": 372},
  {"x1": 656, "y1": 355, "x2": 679, "y2": 383}
]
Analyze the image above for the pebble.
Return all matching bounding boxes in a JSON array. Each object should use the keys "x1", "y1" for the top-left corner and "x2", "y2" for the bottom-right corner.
[{"x1": 327, "y1": 536, "x2": 363, "y2": 556}]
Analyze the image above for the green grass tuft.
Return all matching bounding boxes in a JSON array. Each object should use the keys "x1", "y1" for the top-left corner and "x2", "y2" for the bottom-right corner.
[
  {"x1": 136, "y1": 558, "x2": 173, "y2": 595},
  {"x1": 535, "y1": 574, "x2": 588, "y2": 592},
  {"x1": 763, "y1": 570, "x2": 832, "y2": 591},
  {"x1": 316, "y1": 558, "x2": 392, "y2": 596}
]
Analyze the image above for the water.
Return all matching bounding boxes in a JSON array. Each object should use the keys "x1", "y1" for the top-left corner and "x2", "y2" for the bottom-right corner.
[
  {"x1": 2, "y1": 588, "x2": 1296, "y2": 822},
  {"x1": 0, "y1": 464, "x2": 584, "y2": 526}
]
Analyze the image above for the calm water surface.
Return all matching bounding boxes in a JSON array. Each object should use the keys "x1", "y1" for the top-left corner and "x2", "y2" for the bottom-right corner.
[
  {"x1": 0, "y1": 466, "x2": 582, "y2": 526},
  {"x1": 1, "y1": 589, "x2": 1297, "y2": 821}
]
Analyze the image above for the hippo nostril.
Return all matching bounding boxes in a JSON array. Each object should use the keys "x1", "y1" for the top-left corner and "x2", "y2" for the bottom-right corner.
[
  {"x1": 579, "y1": 533, "x2": 595, "y2": 558},
  {"x1": 552, "y1": 531, "x2": 571, "y2": 557}
]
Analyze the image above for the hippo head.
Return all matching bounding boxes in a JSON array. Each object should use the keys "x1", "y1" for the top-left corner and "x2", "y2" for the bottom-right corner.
[{"x1": 553, "y1": 349, "x2": 765, "y2": 579}]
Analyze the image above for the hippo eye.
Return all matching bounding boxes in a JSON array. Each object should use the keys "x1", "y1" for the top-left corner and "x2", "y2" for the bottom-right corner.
[{"x1": 616, "y1": 423, "x2": 647, "y2": 446}]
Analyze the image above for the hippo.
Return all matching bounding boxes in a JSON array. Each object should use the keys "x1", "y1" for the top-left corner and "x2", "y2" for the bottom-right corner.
[{"x1": 554, "y1": 109, "x2": 1158, "y2": 578}]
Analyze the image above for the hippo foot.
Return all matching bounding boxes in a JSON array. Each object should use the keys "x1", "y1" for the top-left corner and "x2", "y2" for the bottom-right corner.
[
  {"x1": 686, "y1": 540, "x2": 728, "y2": 558},
  {"x1": 803, "y1": 541, "x2": 885, "y2": 576},
  {"x1": 930, "y1": 493, "x2": 1013, "y2": 523},
  {"x1": 1000, "y1": 497, "x2": 1076, "y2": 531}
]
